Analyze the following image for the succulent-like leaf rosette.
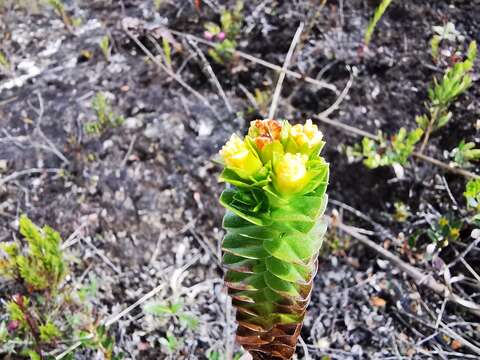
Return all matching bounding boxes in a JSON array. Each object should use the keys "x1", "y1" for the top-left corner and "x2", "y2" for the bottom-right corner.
[{"x1": 218, "y1": 119, "x2": 329, "y2": 359}]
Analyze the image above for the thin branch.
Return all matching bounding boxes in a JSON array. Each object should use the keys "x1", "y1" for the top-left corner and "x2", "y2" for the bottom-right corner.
[
  {"x1": 0, "y1": 168, "x2": 61, "y2": 187},
  {"x1": 122, "y1": 21, "x2": 220, "y2": 121},
  {"x1": 315, "y1": 114, "x2": 377, "y2": 139},
  {"x1": 164, "y1": 28, "x2": 338, "y2": 94},
  {"x1": 331, "y1": 217, "x2": 480, "y2": 317},
  {"x1": 460, "y1": 258, "x2": 480, "y2": 284},
  {"x1": 412, "y1": 151, "x2": 479, "y2": 180},
  {"x1": 30, "y1": 92, "x2": 70, "y2": 165},
  {"x1": 318, "y1": 65, "x2": 353, "y2": 118},
  {"x1": 186, "y1": 37, "x2": 233, "y2": 113},
  {"x1": 269, "y1": 22, "x2": 304, "y2": 120},
  {"x1": 120, "y1": 134, "x2": 137, "y2": 168}
]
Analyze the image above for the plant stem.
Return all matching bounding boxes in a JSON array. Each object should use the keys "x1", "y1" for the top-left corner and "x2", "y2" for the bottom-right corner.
[
  {"x1": 14, "y1": 296, "x2": 44, "y2": 359},
  {"x1": 419, "y1": 106, "x2": 441, "y2": 154}
]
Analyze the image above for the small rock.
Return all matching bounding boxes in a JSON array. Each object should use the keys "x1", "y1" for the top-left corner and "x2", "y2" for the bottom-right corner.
[
  {"x1": 351, "y1": 344, "x2": 363, "y2": 355},
  {"x1": 316, "y1": 337, "x2": 329, "y2": 350},
  {"x1": 0, "y1": 159, "x2": 8, "y2": 172},
  {"x1": 103, "y1": 139, "x2": 114, "y2": 151},
  {"x1": 125, "y1": 117, "x2": 143, "y2": 129},
  {"x1": 198, "y1": 119, "x2": 213, "y2": 136}
]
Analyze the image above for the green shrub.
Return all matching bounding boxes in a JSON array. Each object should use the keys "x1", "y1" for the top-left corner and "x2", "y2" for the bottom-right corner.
[{"x1": 0, "y1": 215, "x2": 118, "y2": 359}]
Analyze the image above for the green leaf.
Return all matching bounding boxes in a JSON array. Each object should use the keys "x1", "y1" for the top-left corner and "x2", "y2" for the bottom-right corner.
[
  {"x1": 204, "y1": 22, "x2": 221, "y2": 35},
  {"x1": 221, "y1": 11, "x2": 233, "y2": 32},
  {"x1": 144, "y1": 302, "x2": 182, "y2": 316},
  {"x1": 263, "y1": 231, "x2": 317, "y2": 264},
  {"x1": 162, "y1": 37, "x2": 172, "y2": 66},
  {"x1": 265, "y1": 257, "x2": 312, "y2": 284},
  {"x1": 39, "y1": 321, "x2": 61, "y2": 342},
  {"x1": 223, "y1": 244, "x2": 270, "y2": 260},
  {"x1": 220, "y1": 189, "x2": 270, "y2": 226},
  {"x1": 263, "y1": 272, "x2": 300, "y2": 297},
  {"x1": 364, "y1": 0, "x2": 392, "y2": 46},
  {"x1": 26, "y1": 350, "x2": 41, "y2": 360},
  {"x1": 225, "y1": 271, "x2": 266, "y2": 291},
  {"x1": 179, "y1": 314, "x2": 199, "y2": 329}
]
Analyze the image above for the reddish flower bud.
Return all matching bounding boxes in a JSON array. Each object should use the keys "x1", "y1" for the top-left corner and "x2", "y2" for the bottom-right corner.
[
  {"x1": 204, "y1": 31, "x2": 214, "y2": 40},
  {"x1": 7, "y1": 320, "x2": 20, "y2": 333}
]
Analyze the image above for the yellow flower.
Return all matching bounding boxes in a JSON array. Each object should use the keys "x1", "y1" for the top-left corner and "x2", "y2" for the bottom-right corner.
[
  {"x1": 449, "y1": 228, "x2": 460, "y2": 239},
  {"x1": 219, "y1": 134, "x2": 263, "y2": 179},
  {"x1": 274, "y1": 153, "x2": 308, "y2": 195},
  {"x1": 438, "y1": 217, "x2": 449, "y2": 227},
  {"x1": 287, "y1": 119, "x2": 323, "y2": 154}
]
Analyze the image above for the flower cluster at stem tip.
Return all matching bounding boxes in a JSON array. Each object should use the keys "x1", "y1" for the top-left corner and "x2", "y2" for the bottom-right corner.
[{"x1": 219, "y1": 119, "x2": 325, "y2": 196}]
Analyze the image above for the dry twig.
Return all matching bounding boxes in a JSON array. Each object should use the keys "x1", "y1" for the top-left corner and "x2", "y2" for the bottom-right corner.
[
  {"x1": 331, "y1": 217, "x2": 480, "y2": 317},
  {"x1": 164, "y1": 28, "x2": 338, "y2": 94},
  {"x1": 269, "y1": 22, "x2": 304, "y2": 119},
  {"x1": 186, "y1": 37, "x2": 233, "y2": 113},
  {"x1": 122, "y1": 20, "x2": 220, "y2": 120}
]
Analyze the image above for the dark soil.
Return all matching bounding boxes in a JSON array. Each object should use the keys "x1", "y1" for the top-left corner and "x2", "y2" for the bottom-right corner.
[{"x1": 1, "y1": 0, "x2": 479, "y2": 359}]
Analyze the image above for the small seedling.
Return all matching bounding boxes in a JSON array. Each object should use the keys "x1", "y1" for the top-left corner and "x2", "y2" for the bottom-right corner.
[
  {"x1": 144, "y1": 300, "x2": 199, "y2": 330},
  {"x1": 427, "y1": 216, "x2": 462, "y2": 249},
  {"x1": 162, "y1": 36, "x2": 172, "y2": 67},
  {"x1": 0, "y1": 51, "x2": 10, "y2": 74},
  {"x1": 418, "y1": 40, "x2": 476, "y2": 152},
  {"x1": 85, "y1": 92, "x2": 124, "y2": 135},
  {"x1": 364, "y1": 0, "x2": 392, "y2": 47},
  {"x1": 464, "y1": 179, "x2": 480, "y2": 212},
  {"x1": 42, "y1": 0, "x2": 75, "y2": 31},
  {"x1": 204, "y1": 1, "x2": 243, "y2": 64},
  {"x1": 450, "y1": 140, "x2": 480, "y2": 168},
  {"x1": 79, "y1": 325, "x2": 121, "y2": 360},
  {"x1": 99, "y1": 35, "x2": 111, "y2": 61},
  {"x1": 393, "y1": 202, "x2": 410, "y2": 223},
  {"x1": 430, "y1": 22, "x2": 464, "y2": 60},
  {"x1": 348, "y1": 128, "x2": 423, "y2": 169}
]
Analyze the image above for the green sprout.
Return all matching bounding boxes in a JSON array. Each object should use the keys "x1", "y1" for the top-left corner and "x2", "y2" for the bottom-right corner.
[
  {"x1": 418, "y1": 40, "x2": 476, "y2": 152},
  {"x1": 85, "y1": 92, "x2": 124, "y2": 135},
  {"x1": 464, "y1": 179, "x2": 480, "y2": 212},
  {"x1": 393, "y1": 201, "x2": 410, "y2": 223},
  {"x1": 348, "y1": 128, "x2": 423, "y2": 169},
  {"x1": 99, "y1": 35, "x2": 111, "y2": 61},
  {"x1": 0, "y1": 51, "x2": 10, "y2": 74},
  {"x1": 450, "y1": 140, "x2": 480, "y2": 168},
  {"x1": 218, "y1": 119, "x2": 329, "y2": 358},
  {"x1": 351, "y1": 40, "x2": 476, "y2": 170},
  {"x1": 162, "y1": 36, "x2": 172, "y2": 67},
  {"x1": 427, "y1": 216, "x2": 462, "y2": 249},
  {"x1": 364, "y1": 0, "x2": 392, "y2": 47},
  {"x1": 143, "y1": 300, "x2": 199, "y2": 330},
  {"x1": 42, "y1": 0, "x2": 75, "y2": 30},
  {"x1": 430, "y1": 22, "x2": 464, "y2": 60},
  {"x1": 204, "y1": 1, "x2": 243, "y2": 64},
  {"x1": 0, "y1": 215, "x2": 66, "y2": 292}
]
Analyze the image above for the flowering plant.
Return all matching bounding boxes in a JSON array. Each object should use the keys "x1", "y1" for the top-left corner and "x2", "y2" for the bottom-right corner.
[{"x1": 218, "y1": 119, "x2": 329, "y2": 359}]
